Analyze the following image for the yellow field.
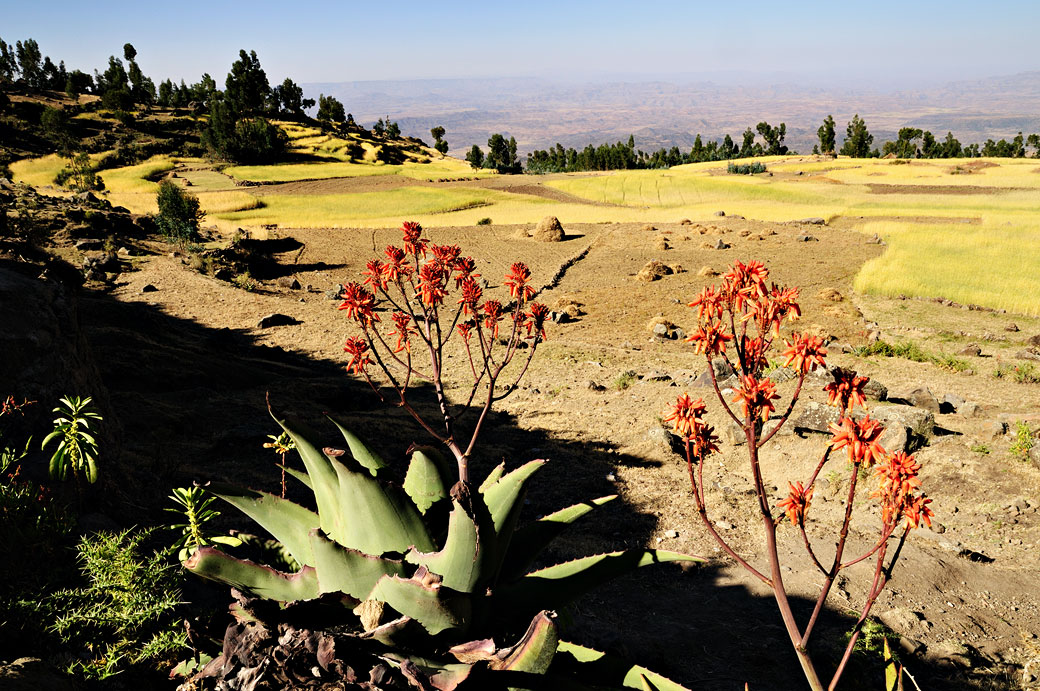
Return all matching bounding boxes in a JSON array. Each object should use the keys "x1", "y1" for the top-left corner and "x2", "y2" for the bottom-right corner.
[{"x1": 66, "y1": 151, "x2": 1040, "y2": 314}]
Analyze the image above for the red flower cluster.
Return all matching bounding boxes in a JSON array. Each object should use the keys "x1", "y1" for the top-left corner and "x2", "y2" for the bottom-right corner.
[
  {"x1": 481, "y1": 300, "x2": 503, "y2": 338},
  {"x1": 664, "y1": 394, "x2": 719, "y2": 459},
  {"x1": 825, "y1": 368, "x2": 870, "y2": 413},
  {"x1": 873, "y1": 452, "x2": 932, "y2": 529},
  {"x1": 343, "y1": 337, "x2": 371, "y2": 374},
  {"x1": 731, "y1": 374, "x2": 779, "y2": 422},
  {"x1": 401, "y1": 221, "x2": 428, "y2": 256},
  {"x1": 338, "y1": 282, "x2": 379, "y2": 327},
  {"x1": 687, "y1": 320, "x2": 733, "y2": 356},
  {"x1": 778, "y1": 481, "x2": 813, "y2": 526},
  {"x1": 505, "y1": 262, "x2": 535, "y2": 304},
  {"x1": 388, "y1": 312, "x2": 416, "y2": 353},
  {"x1": 829, "y1": 415, "x2": 886, "y2": 467},
  {"x1": 526, "y1": 302, "x2": 549, "y2": 341},
  {"x1": 781, "y1": 333, "x2": 828, "y2": 375},
  {"x1": 382, "y1": 246, "x2": 412, "y2": 284},
  {"x1": 458, "y1": 277, "x2": 483, "y2": 316}
]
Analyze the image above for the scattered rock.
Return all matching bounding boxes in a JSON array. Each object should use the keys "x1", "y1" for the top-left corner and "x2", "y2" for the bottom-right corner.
[
  {"x1": 1005, "y1": 323, "x2": 1020, "y2": 332},
  {"x1": 670, "y1": 264, "x2": 686, "y2": 274},
  {"x1": 679, "y1": 218, "x2": 693, "y2": 225},
  {"x1": 644, "y1": 370, "x2": 672, "y2": 382},
  {"x1": 959, "y1": 401, "x2": 979, "y2": 417},
  {"x1": 863, "y1": 379, "x2": 888, "y2": 401},
  {"x1": 655, "y1": 239, "x2": 670, "y2": 251},
  {"x1": 879, "y1": 425, "x2": 910, "y2": 453},
  {"x1": 74, "y1": 239, "x2": 103, "y2": 251},
  {"x1": 797, "y1": 234, "x2": 818, "y2": 242},
  {"x1": 716, "y1": 520, "x2": 734, "y2": 530},
  {"x1": 1014, "y1": 349, "x2": 1040, "y2": 362},
  {"x1": 533, "y1": 215, "x2": 565, "y2": 242},
  {"x1": 794, "y1": 402, "x2": 841, "y2": 434},
  {"x1": 866, "y1": 233, "x2": 885, "y2": 245},
  {"x1": 905, "y1": 387, "x2": 941, "y2": 413},
  {"x1": 257, "y1": 313, "x2": 300, "y2": 329},
  {"x1": 816, "y1": 288, "x2": 843, "y2": 302},
  {"x1": 713, "y1": 238, "x2": 730, "y2": 250},
  {"x1": 141, "y1": 283, "x2": 158, "y2": 293},
  {"x1": 872, "y1": 404, "x2": 935, "y2": 450},
  {"x1": 698, "y1": 265, "x2": 719, "y2": 277},
  {"x1": 636, "y1": 260, "x2": 673, "y2": 282},
  {"x1": 1028, "y1": 334, "x2": 1040, "y2": 347},
  {"x1": 664, "y1": 529, "x2": 679, "y2": 539},
  {"x1": 797, "y1": 217, "x2": 826, "y2": 225},
  {"x1": 276, "y1": 276, "x2": 302, "y2": 290},
  {"x1": 762, "y1": 418, "x2": 794, "y2": 438},
  {"x1": 957, "y1": 343, "x2": 982, "y2": 356},
  {"x1": 645, "y1": 426, "x2": 683, "y2": 456},
  {"x1": 941, "y1": 393, "x2": 965, "y2": 414},
  {"x1": 585, "y1": 380, "x2": 606, "y2": 392},
  {"x1": 714, "y1": 210, "x2": 726, "y2": 217},
  {"x1": 643, "y1": 224, "x2": 657, "y2": 232},
  {"x1": 987, "y1": 420, "x2": 1008, "y2": 438}
]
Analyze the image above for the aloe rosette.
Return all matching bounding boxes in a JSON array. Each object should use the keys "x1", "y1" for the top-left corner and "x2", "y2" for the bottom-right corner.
[{"x1": 184, "y1": 414, "x2": 699, "y2": 689}]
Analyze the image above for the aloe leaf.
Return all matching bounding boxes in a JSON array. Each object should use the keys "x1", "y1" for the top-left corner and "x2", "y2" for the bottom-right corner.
[
  {"x1": 210, "y1": 483, "x2": 319, "y2": 567},
  {"x1": 280, "y1": 464, "x2": 311, "y2": 490},
  {"x1": 480, "y1": 460, "x2": 545, "y2": 533},
  {"x1": 382, "y1": 652, "x2": 475, "y2": 691},
  {"x1": 275, "y1": 415, "x2": 342, "y2": 539},
  {"x1": 330, "y1": 417, "x2": 387, "y2": 475},
  {"x1": 184, "y1": 547, "x2": 320, "y2": 602},
  {"x1": 553, "y1": 640, "x2": 692, "y2": 691},
  {"x1": 478, "y1": 462, "x2": 506, "y2": 493},
  {"x1": 404, "y1": 446, "x2": 451, "y2": 514},
  {"x1": 369, "y1": 574, "x2": 471, "y2": 635},
  {"x1": 489, "y1": 610, "x2": 558, "y2": 675},
  {"x1": 308, "y1": 530, "x2": 406, "y2": 599},
  {"x1": 406, "y1": 497, "x2": 493, "y2": 593},
  {"x1": 497, "y1": 550, "x2": 704, "y2": 613},
  {"x1": 327, "y1": 448, "x2": 435, "y2": 555},
  {"x1": 501, "y1": 496, "x2": 617, "y2": 578}
]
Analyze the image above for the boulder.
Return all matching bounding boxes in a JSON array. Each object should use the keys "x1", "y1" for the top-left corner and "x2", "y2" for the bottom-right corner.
[
  {"x1": 905, "y1": 387, "x2": 941, "y2": 413},
  {"x1": 794, "y1": 402, "x2": 841, "y2": 433},
  {"x1": 257, "y1": 313, "x2": 300, "y2": 328},
  {"x1": 957, "y1": 343, "x2": 982, "y2": 356},
  {"x1": 533, "y1": 216, "x2": 564, "y2": 242},
  {"x1": 276, "y1": 276, "x2": 302, "y2": 290},
  {"x1": 872, "y1": 404, "x2": 935, "y2": 450},
  {"x1": 863, "y1": 379, "x2": 888, "y2": 401},
  {"x1": 797, "y1": 234, "x2": 818, "y2": 242},
  {"x1": 714, "y1": 210, "x2": 726, "y2": 217},
  {"x1": 714, "y1": 238, "x2": 730, "y2": 250},
  {"x1": 797, "y1": 217, "x2": 826, "y2": 225}
]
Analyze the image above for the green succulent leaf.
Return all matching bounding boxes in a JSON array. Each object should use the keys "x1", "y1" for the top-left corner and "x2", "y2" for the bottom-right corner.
[
  {"x1": 369, "y1": 574, "x2": 472, "y2": 636},
  {"x1": 478, "y1": 462, "x2": 506, "y2": 493},
  {"x1": 308, "y1": 530, "x2": 407, "y2": 599},
  {"x1": 405, "y1": 496, "x2": 494, "y2": 593},
  {"x1": 501, "y1": 495, "x2": 617, "y2": 578},
  {"x1": 489, "y1": 610, "x2": 558, "y2": 675},
  {"x1": 210, "y1": 483, "x2": 320, "y2": 567},
  {"x1": 553, "y1": 640, "x2": 692, "y2": 691},
  {"x1": 184, "y1": 547, "x2": 321, "y2": 602},
  {"x1": 280, "y1": 464, "x2": 312, "y2": 490},
  {"x1": 381, "y1": 652, "x2": 475, "y2": 691},
  {"x1": 275, "y1": 415, "x2": 342, "y2": 534},
  {"x1": 497, "y1": 550, "x2": 704, "y2": 613},
  {"x1": 330, "y1": 417, "x2": 387, "y2": 476},
  {"x1": 403, "y1": 446, "x2": 451, "y2": 514},
  {"x1": 481, "y1": 460, "x2": 545, "y2": 534}
]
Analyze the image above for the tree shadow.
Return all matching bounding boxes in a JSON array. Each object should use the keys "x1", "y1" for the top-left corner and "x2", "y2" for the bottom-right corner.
[{"x1": 24, "y1": 283, "x2": 1015, "y2": 691}]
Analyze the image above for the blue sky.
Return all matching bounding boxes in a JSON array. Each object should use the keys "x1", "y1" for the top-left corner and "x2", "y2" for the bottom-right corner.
[{"x1": 3, "y1": 0, "x2": 1038, "y2": 85}]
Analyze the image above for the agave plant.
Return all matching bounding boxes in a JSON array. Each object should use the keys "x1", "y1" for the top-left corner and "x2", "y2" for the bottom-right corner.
[{"x1": 182, "y1": 414, "x2": 700, "y2": 690}]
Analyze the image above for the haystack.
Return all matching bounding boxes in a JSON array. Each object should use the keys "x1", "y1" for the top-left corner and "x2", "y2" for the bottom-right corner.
[
  {"x1": 636, "y1": 260, "x2": 673, "y2": 282},
  {"x1": 533, "y1": 216, "x2": 564, "y2": 242}
]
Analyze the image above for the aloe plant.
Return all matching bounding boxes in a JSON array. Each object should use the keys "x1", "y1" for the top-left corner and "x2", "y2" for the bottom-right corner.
[
  {"x1": 41, "y1": 395, "x2": 101, "y2": 484},
  {"x1": 182, "y1": 415, "x2": 700, "y2": 689}
]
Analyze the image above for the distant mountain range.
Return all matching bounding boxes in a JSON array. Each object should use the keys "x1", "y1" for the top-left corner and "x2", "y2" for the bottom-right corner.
[{"x1": 304, "y1": 72, "x2": 1040, "y2": 157}]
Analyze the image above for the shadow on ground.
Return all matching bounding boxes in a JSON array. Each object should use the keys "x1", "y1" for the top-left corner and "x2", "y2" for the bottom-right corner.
[{"x1": 45, "y1": 283, "x2": 1016, "y2": 691}]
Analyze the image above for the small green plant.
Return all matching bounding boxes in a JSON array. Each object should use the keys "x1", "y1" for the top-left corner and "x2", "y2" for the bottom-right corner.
[
  {"x1": 48, "y1": 528, "x2": 187, "y2": 681},
  {"x1": 166, "y1": 486, "x2": 242, "y2": 563},
  {"x1": 970, "y1": 443, "x2": 991, "y2": 455},
  {"x1": 852, "y1": 339, "x2": 971, "y2": 372},
  {"x1": 994, "y1": 362, "x2": 1040, "y2": 384},
  {"x1": 262, "y1": 431, "x2": 296, "y2": 498},
  {"x1": 727, "y1": 161, "x2": 767, "y2": 175},
  {"x1": 231, "y1": 271, "x2": 256, "y2": 291},
  {"x1": 55, "y1": 152, "x2": 105, "y2": 192},
  {"x1": 476, "y1": 216, "x2": 492, "y2": 225},
  {"x1": 613, "y1": 370, "x2": 637, "y2": 390},
  {"x1": 1009, "y1": 421, "x2": 1035, "y2": 459},
  {"x1": 41, "y1": 395, "x2": 102, "y2": 484},
  {"x1": 155, "y1": 179, "x2": 204, "y2": 242}
]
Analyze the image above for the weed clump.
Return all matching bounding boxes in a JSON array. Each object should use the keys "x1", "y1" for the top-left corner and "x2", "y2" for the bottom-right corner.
[{"x1": 852, "y1": 339, "x2": 971, "y2": 372}]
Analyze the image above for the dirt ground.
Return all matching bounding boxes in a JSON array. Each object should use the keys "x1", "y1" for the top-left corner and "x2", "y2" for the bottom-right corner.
[{"x1": 76, "y1": 214, "x2": 1040, "y2": 690}]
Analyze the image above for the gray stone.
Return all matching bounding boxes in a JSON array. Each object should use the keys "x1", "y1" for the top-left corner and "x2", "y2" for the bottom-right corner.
[
  {"x1": 141, "y1": 283, "x2": 158, "y2": 293},
  {"x1": 942, "y1": 393, "x2": 965, "y2": 413},
  {"x1": 863, "y1": 379, "x2": 888, "y2": 401},
  {"x1": 716, "y1": 520, "x2": 734, "y2": 530},
  {"x1": 714, "y1": 238, "x2": 730, "y2": 250},
  {"x1": 551, "y1": 310, "x2": 571, "y2": 324},
  {"x1": 797, "y1": 234, "x2": 818, "y2": 242},
  {"x1": 257, "y1": 313, "x2": 300, "y2": 328},
  {"x1": 1014, "y1": 349, "x2": 1040, "y2": 362},
  {"x1": 957, "y1": 343, "x2": 982, "y2": 356},
  {"x1": 724, "y1": 421, "x2": 747, "y2": 446},
  {"x1": 762, "y1": 418, "x2": 794, "y2": 438},
  {"x1": 644, "y1": 370, "x2": 672, "y2": 382},
  {"x1": 769, "y1": 367, "x2": 797, "y2": 383},
  {"x1": 1028, "y1": 334, "x2": 1040, "y2": 347},
  {"x1": 988, "y1": 420, "x2": 1008, "y2": 438},
  {"x1": 797, "y1": 217, "x2": 826, "y2": 225},
  {"x1": 646, "y1": 426, "x2": 684, "y2": 456},
  {"x1": 652, "y1": 322, "x2": 670, "y2": 337},
  {"x1": 906, "y1": 387, "x2": 941, "y2": 413},
  {"x1": 585, "y1": 380, "x2": 605, "y2": 392},
  {"x1": 276, "y1": 276, "x2": 302, "y2": 290},
  {"x1": 879, "y1": 425, "x2": 910, "y2": 453},
  {"x1": 664, "y1": 529, "x2": 679, "y2": 539},
  {"x1": 74, "y1": 239, "x2": 103, "y2": 251},
  {"x1": 1005, "y1": 323, "x2": 1020, "y2": 332},
  {"x1": 714, "y1": 210, "x2": 726, "y2": 217},
  {"x1": 959, "y1": 401, "x2": 979, "y2": 417},
  {"x1": 794, "y1": 402, "x2": 841, "y2": 434},
  {"x1": 872, "y1": 404, "x2": 935, "y2": 450}
]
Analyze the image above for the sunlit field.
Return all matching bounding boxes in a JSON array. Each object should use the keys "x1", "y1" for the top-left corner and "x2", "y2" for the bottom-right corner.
[{"x1": 81, "y1": 151, "x2": 1040, "y2": 313}]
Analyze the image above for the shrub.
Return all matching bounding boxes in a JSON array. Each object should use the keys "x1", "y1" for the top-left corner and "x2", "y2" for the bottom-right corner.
[
  {"x1": 155, "y1": 179, "x2": 204, "y2": 242},
  {"x1": 1010, "y1": 421, "x2": 1035, "y2": 459},
  {"x1": 853, "y1": 339, "x2": 971, "y2": 372},
  {"x1": 613, "y1": 369, "x2": 637, "y2": 390},
  {"x1": 994, "y1": 362, "x2": 1040, "y2": 384},
  {"x1": 727, "y1": 161, "x2": 767, "y2": 175},
  {"x1": 55, "y1": 152, "x2": 105, "y2": 193},
  {"x1": 663, "y1": 260, "x2": 933, "y2": 690},
  {"x1": 41, "y1": 395, "x2": 102, "y2": 484},
  {"x1": 476, "y1": 216, "x2": 492, "y2": 225}
]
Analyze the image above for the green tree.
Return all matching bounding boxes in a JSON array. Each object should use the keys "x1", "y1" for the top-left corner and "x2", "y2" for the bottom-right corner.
[
  {"x1": 96, "y1": 56, "x2": 132, "y2": 111},
  {"x1": 40, "y1": 106, "x2": 72, "y2": 154},
  {"x1": 224, "y1": 49, "x2": 269, "y2": 116},
  {"x1": 739, "y1": 128, "x2": 756, "y2": 158},
  {"x1": 274, "y1": 77, "x2": 305, "y2": 116},
  {"x1": 65, "y1": 70, "x2": 93, "y2": 99},
  {"x1": 372, "y1": 117, "x2": 385, "y2": 137},
  {"x1": 817, "y1": 115, "x2": 836, "y2": 155},
  {"x1": 155, "y1": 179, "x2": 204, "y2": 241},
  {"x1": 430, "y1": 125, "x2": 448, "y2": 154},
  {"x1": 386, "y1": 119, "x2": 401, "y2": 139},
  {"x1": 15, "y1": 39, "x2": 42, "y2": 89},
  {"x1": 839, "y1": 114, "x2": 873, "y2": 158},
  {"x1": 941, "y1": 131, "x2": 962, "y2": 158},
  {"x1": 0, "y1": 38, "x2": 17, "y2": 83},
  {"x1": 756, "y1": 121, "x2": 788, "y2": 155},
  {"x1": 316, "y1": 93, "x2": 345, "y2": 123},
  {"x1": 465, "y1": 143, "x2": 484, "y2": 170}
]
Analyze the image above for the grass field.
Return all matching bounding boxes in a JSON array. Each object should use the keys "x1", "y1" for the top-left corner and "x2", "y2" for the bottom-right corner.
[{"x1": 79, "y1": 152, "x2": 1040, "y2": 314}]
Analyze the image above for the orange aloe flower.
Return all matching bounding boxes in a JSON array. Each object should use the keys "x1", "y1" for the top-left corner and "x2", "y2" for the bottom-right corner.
[
  {"x1": 338, "y1": 282, "x2": 379, "y2": 327},
  {"x1": 687, "y1": 319, "x2": 733, "y2": 356},
  {"x1": 825, "y1": 368, "x2": 870, "y2": 413},
  {"x1": 343, "y1": 336, "x2": 372, "y2": 374},
  {"x1": 731, "y1": 375, "x2": 779, "y2": 422},
  {"x1": 778, "y1": 481, "x2": 813, "y2": 526},
  {"x1": 829, "y1": 415, "x2": 886, "y2": 466},
  {"x1": 388, "y1": 311, "x2": 416, "y2": 353},
  {"x1": 401, "y1": 221, "x2": 428, "y2": 256},
  {"x1": 504, "y1": 262, "x2": 536, "y2": 304},
  {"x1": 782, "y1": 333, "x2": 828, "y2": 375}
]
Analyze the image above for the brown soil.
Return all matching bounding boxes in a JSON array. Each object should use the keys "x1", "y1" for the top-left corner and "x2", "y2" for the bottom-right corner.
[
  {"x1": 866, "y1": 183, "x2": 1030, "y2": 195},
  {"x1": 60, "y1": 216, "x2": 1040, "y2": 690}
]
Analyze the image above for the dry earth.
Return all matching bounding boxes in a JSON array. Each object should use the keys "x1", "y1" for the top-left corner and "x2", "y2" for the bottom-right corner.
[{"x1": 70, "y1": 214, "x2": 1040, "y2": 690}]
